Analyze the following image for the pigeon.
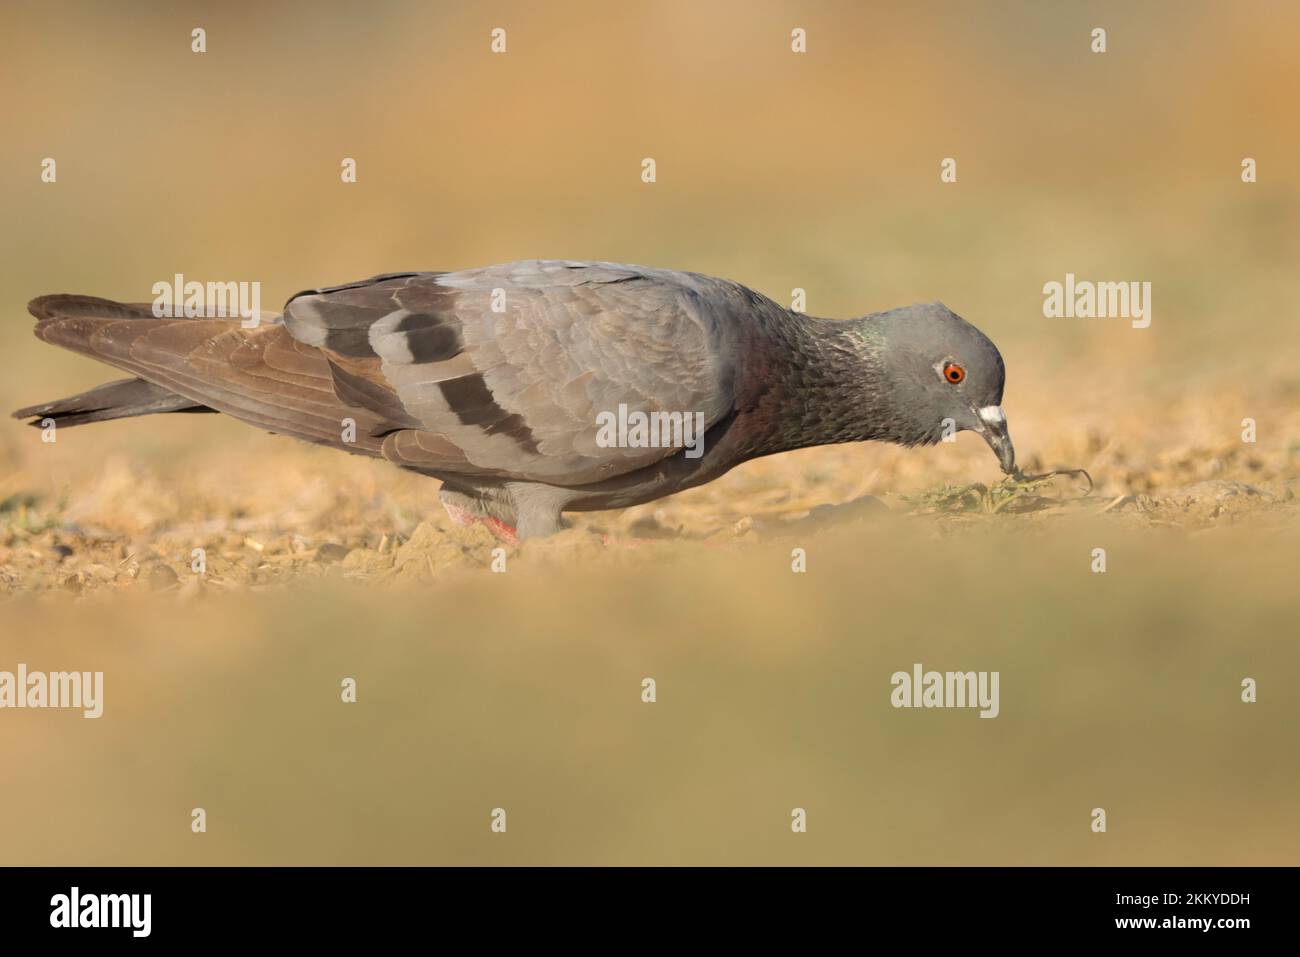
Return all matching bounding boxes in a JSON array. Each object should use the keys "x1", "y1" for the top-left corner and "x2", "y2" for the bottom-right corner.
[{"x1": 13, "y1": 260, "x2": 1015, "y2": 541}]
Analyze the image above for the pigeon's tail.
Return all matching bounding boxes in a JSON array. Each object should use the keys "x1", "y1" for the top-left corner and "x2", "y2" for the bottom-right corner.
[
  {"x1": 14, "y1": 294, "x2": 396, "y2": 457},
  {"x1": 12, "y1": 377, "x2": 213, "y2": 428},
  {"x1": 13, "y1": 296, "x2": 216, "y2": 428},
  {"x1": 28, "y1": 294, "x2": 162, "y2": 323}
]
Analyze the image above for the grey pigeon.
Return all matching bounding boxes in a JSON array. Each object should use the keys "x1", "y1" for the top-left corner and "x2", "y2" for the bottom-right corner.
[{"x1": 13, "y1": 261, "x2": 1015, "y2": 541}]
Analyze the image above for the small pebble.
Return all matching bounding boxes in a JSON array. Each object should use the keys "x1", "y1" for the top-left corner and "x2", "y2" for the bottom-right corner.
[
  {"x1": 145, "y1": 564, "x2": 179, "y2": 590},
  {"x1": 315, "y1": 543, "x2": 351, "y2": 564}
]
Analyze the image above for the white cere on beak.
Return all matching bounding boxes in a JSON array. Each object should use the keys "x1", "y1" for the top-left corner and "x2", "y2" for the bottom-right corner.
[{"x1": 977, "y1": 405, "x2": 1006, "y2": 427}]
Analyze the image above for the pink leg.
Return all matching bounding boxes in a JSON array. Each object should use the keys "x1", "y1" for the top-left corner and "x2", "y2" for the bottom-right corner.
[
  {"x1": 482, "y1": 516, "x2": 519, "y2": 547},
  {"x1": 441, "y1": 499, "x2": 518, "y2": 546},
  {"x1": 442, "y1": 501, "x2": 479, "y2": 527}
]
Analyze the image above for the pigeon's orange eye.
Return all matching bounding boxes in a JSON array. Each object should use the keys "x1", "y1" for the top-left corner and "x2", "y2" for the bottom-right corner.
[{"x1": 943, "y1": 362, "x2": 965, "y2": 384}]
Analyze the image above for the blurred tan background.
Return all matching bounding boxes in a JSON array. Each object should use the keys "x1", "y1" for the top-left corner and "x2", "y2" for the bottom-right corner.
[{"x1": 0, "y1": 0, "x2": 1297, "y2": 864}]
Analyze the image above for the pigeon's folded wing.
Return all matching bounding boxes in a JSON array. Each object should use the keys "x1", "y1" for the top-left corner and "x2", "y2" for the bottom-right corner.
[{"x1": 285, "y1": 261, "x2": 737, "y2": 485}]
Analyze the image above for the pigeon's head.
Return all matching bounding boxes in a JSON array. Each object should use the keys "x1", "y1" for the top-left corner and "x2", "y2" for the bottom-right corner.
[{"x1": 875, "y1": 302, "x2": 1015, "y2": 474}]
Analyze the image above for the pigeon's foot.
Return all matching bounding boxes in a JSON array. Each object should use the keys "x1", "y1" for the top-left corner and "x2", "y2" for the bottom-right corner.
[
  {"x1": 440, "y1": 500, "x2": 519, "y2": 547},
  {"x1": 481, "y1": 517, "x2": 519, "y2": 547},
  {"x1": 441, "y1": 500, "x2": 478, "y2": 527}
]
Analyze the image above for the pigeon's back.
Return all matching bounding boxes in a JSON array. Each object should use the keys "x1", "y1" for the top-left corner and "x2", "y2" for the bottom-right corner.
[{"x1": 17, "y1": 261, "x2": 769, "y2": 489}]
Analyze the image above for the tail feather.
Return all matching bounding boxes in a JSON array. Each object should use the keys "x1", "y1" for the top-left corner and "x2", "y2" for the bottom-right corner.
[
  {"x1": 14, "y1": 292, "x2": 383, "y2": 454},
  {"x1": 12, "y1": 377, "x2": 213, "y2": 428},
  {"x1": 14, "y1": 295, "x2": 225, "y2": 428},
  {"x1": 28, "y1": 295, "x2": 160, "y2": 322}
]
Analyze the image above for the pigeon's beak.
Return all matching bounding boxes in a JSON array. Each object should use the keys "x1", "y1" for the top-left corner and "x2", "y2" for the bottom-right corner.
[{"x1": 974, "y1": 405, "x2": 1016, "y2": 475}]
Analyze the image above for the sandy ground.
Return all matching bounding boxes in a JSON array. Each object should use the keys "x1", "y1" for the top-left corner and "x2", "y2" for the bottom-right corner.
[
  {"x1": 2, "y1": 344, "x2": 1296, "y2": 868},
  {"x1": 2, "y1": 369, "x2": 1295, "y2": 597}
]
